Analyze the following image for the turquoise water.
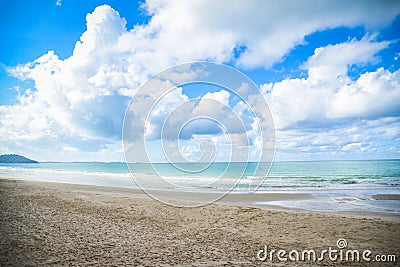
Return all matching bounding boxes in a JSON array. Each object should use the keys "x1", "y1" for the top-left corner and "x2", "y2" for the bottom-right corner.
[
  {"x1": 1, "y1": 160, "x2": 399, "y2": 213},
  {"x1": 1, "y1": 160, "x2": 398, "y2": 190}
]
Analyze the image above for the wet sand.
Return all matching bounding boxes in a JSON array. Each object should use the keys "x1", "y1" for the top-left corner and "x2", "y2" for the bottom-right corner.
[{"x1": 0, "y1": 178, "x2": 399, "y2": 266}]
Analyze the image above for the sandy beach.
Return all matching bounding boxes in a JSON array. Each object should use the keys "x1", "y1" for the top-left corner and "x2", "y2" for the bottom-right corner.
[{"x1": 0, "y1": 178, "x2": 399, "y2": 266}]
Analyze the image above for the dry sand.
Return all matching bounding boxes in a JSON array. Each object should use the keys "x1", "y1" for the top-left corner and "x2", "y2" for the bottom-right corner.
[{"x1": 0, "y1": 178, "x2": 399, "y2": 266}]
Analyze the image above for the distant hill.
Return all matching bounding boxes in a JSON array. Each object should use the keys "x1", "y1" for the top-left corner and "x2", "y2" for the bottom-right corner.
[{"x1": 0, "y1": 154, "x2": 38, "y2": 163}]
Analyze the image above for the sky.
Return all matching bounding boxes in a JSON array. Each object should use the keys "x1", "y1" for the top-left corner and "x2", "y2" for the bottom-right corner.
[{"x1": 0, "y1": 0, "x2": 400, "y2": 162}]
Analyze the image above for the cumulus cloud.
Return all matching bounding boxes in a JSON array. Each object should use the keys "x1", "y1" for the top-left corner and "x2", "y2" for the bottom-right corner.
[
  {"x1": 263, "y1": 37, "x2": 400, "y2": 130},
  {"x1": 305, "y1": 36, "x2": 391, "y2": 82},
  {"x1": 1, "y1": 6, "x2": 134, "y2": 161}
]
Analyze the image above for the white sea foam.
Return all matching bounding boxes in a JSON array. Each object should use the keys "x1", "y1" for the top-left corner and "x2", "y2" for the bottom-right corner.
[{"x1": 1, "y1": 160, "x2": 399, "y2": 213}]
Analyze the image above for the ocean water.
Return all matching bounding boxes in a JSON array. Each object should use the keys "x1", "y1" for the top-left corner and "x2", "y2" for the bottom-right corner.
[{"x1": 0, "y1": 160, "x2": 399, "y2": 213}]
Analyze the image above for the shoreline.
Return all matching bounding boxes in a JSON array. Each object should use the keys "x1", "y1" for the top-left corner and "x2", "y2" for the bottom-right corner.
[
  {"x1": 1, "y1": 178, "x2": 399, "y2": 266},
  {"x1": 1, "y1": 176, "x2": 399, "y2": 220}
]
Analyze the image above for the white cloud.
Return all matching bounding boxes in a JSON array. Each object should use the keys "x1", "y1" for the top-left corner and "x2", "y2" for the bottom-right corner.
[
  {"x1": 263, "y1": 37, "x2": 400, "y2": 130},
  {"x1": 203, "y1": 90, "x2": 230, "y2": 105},
  {"x1": 305, "y1": 36, "x2": 391, "y2": 82},
  {"x1": 327, "y1": 68, "x2": 400, "y2": 119},
  {"x1": 55, "y1": 0, "x2": 62, "y2": 7},
  {"x1": 2, "y1": 6, "x2": 134, "y2": 161}
]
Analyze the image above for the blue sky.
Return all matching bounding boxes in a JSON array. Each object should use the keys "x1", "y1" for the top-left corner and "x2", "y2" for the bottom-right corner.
[{"x1": 0, "y1": 0, "x2": 400, "y2": 162}]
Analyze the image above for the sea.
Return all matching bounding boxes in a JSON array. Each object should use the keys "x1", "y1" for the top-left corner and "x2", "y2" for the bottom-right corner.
[{"x1": 0, "y1": 160, "x2": 399, "y2": 214}]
